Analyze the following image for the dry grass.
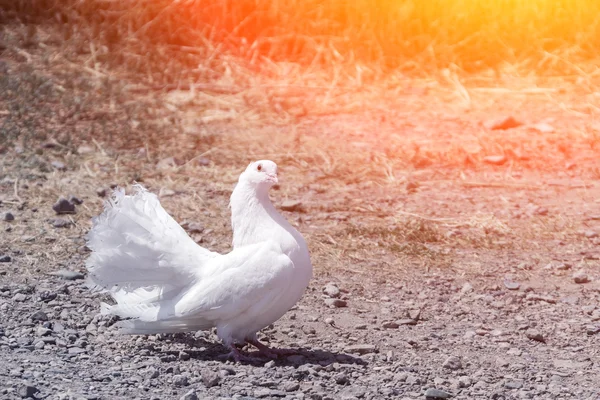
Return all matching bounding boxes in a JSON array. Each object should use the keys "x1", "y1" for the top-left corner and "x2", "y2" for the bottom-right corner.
[{"x1": 3, "y1": 0, "x2": 600, "y2": 88}]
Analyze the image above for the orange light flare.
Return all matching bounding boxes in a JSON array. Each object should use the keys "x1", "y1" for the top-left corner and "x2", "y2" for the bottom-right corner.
[{"x1": 113, "y1": 0, "x2": 600, "y2": 173}]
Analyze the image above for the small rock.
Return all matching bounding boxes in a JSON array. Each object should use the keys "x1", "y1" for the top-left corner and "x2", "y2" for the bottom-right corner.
[
  {"x1": 180, "y1": 390, "x2": 198, "y2": 400},
  {"x1": 77, "y1": 145, "x2": 94, "y2": 154},
  {"x1": 178, "y1": 351, "x2": 190, "y2": 361},
  {"x1": 195, "y1": 157, "x2": 210, "y2": 167},
  {"x1": 50, "y1": 218, "x2": 71, "y2": 228},
  {"x1": 202, "y1": 370, "x2": 220, "y2": 388},
  {"x1": 49, "y1": 269, "x2": 85, "y2": 280},
  {"x1": 0, "y1": 255, "x2": 11, "y2": 263},
  {"x1": 382, "y1": 321, "x2": 399, "y2": 329},
  {"x1": 173, "y1": 374, "x2": 189, "y2": 387},
  {"x1": 283, "y1": 382, "x2": 300, "y2": 392},
  {"x1": 334, "y1": 372, "x2": 349, "y2": 385},
  {"x1": 281, "y1": 200, "x2": 303, "y2": 212},
  {"x1": 13, "y1": 293, "x2": 27, "y2": 302},
  {"x1": 68, "y1": 347, "x2": 86, "y2": 355},
  {"x1": 573, "y1": 271, "x2": 590, "y2": 284},
  {"x1": 406, "y1": 180, "x2": 419, "y2": 193},
  {"x1": 18, "y1": 385, "x2": 39, "y2": 398},
  {"x1": 324, "y1": 298, "x2": 346, "y2": 308},
  {"x1": 408, "y1": 309, "x2": 421, "y2": 320},
  {"x1": 31, "y1": 310, "x2": 48, "y2": 322},
  {"x1": 156, "y1": 156, "x2": 179, "y2": 169},
  {"x1": 425, "y1": 388, "x2": 453, "y2": 399},
  {"x1": 460, "y1": 282, "x2": 473, "y2": 294},
  {"x1": 52, "y1": 198, "x2": 75, "y2": 214},
  {"x1": 396, "y1": 318, "x2": 417, "y2": 326},
  {"x1": 68, "y1": 195, "x2": 83, "y2": 205},
  {"x1": 525, "y1": 328, "x2": 545, "y2": 342},
  {"x1": 506, "y1": 348, "x2": 522, "y2": 356},
  {"x1": 160, "y1": 188, "x2": 176, "y2": 197},
  {"x1": 488, "y1": 116, "x2": 524, "y2": 130},
  {"x1": 344, "y1": 344, "x2": 377, "y2": 355},
  {"x1": 504, "y1": 380, "x2": 524, "y2": 389},
  {"x1": 586, "y1": 325, "x2": 600, "y2": 335},
  {"x1": 264, "y1": 360, "x2": 276, "y2": 368},
  {"x1": 483, "y1": 155, "x2": 507, "y2": 165},
  {"x1": 442, "y1": 356, "x2": 462, "y2": 370},
  {"x1": 503, "y1": 279, "x2": 520, "y2": 290},
  {"x1": 323, "y1": 283, "x2": 341, "y2": 298},
  {"x1": 147, "y1": 367, "x2": 160, "y2": 379},
  {"x1": 96, "y1": 187, "x2": 107, "y2": 197},
  {"x1": 529, "y1": 122, "x2": 555, "y2": 133},
  {"x1": 186, "y1": 222, "x2": 204, "y2": 233},
  {"x1": 3, "y1": 212, "x2": 14, "y2": 221},
  {"x1": 51, "y1": 160, "x2": 66, "y2": 170}
]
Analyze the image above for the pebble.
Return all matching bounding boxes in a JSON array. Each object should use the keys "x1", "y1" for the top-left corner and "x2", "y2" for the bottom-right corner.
[
  {"x1": 172, "y1": 374, "x2": 189, "y2": 387},
  {"x1": 525, "y1": 328, "x2": 545, "y2": 342},
  {"x1": 586, "y1": 325, "x2": 600, "y2": 335},
  {"x1": 483, "y1": 155, "x2": 507, "y2": 165},
  {"x1": 344, "y1": 344, "x2": 377, "y2": 355},
  {"x1": 202, "y1": 370, "x2": 220, "y2": 388},
  {"x1": 52, "y1": 198, "x2": 75, "y2": 214},
  {"x1": 49, "y1": 270, "x2": 85, "y2": 280},
  {"x1": 382, "y1": 321, "x2": 399, "y2": 329},
  {"x1": 324, "y1": 298, "x2": 346, "y2": 308},
  {"x1": 424, "y1": 388, "x2": 453, "y2": 399},
  {"x1": 281, "y1": 200, "x2": 303, "y2": 212},
  {"x1": 442, "y1": 355, "x2": 462, "y2": 370},
  {"x1": 13, "y1": 293, "x2": 27, "y2": 302},
  {"x1": 51, "y1": 160, "x2": 66, "y2": 170},
  {"x1": 50, "y1": 218, "x2": 71, "y2": 228},
  {"x1": 96, "y1": 187, "x2": 107, "y2": 197},
  {"x1": 18, "y1": 385, "x2": 39, "y2": 398},
  {"x1": 0, "y1": 255, "x2": 11, "y2": 263},
  {"x1": 505, "y1": 380, "x2": 524, "y2": 389},
  {"x1": 68, "y1": 347, "x2": 85, "y2": 355},
  {"x1": 503, "y1": 279, "x2": 520, "y2": 290},
  {"x1": 180, "y1": 390, "x2": 199, "y2": 400},
  {"x1": 283, "y1": 382, "x2": 300, "y2": 392},
  {"x1": 488, "y1": 116, "x2": 524, "y2": 130},
  {"x1": 323, "y1": 283, "x2": 341, "y2": 298},
  {"x1": 68, "y1": 195, "x2": 83, "y2": 205},
  {"x1": 573, "y1": 271, "x2": 590, "y2": 284},
  {"x1": 30, "y1": 310, "x2": 48, "y2": 322},
  {"x1": 3, "y1": 212, "x2": 14, "y2": 221}
]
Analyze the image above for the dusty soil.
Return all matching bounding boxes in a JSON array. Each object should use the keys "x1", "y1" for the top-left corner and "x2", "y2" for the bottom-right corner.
[{"x1": 1, "y1": 21, "x2": 600, "y2": 400}]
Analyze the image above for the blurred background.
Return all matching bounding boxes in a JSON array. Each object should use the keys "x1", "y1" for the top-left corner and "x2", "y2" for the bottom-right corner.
[{"x1": 4, "y1": 0, "x2": 600, "y2": 86}]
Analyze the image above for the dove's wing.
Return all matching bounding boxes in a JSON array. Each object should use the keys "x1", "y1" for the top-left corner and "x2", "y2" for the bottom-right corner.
[
  {"x1": 114, "y1": 240, "x2": 295, "y2": 337},
  {"x1": 86, "y1": 186, "x2": 219, "y2": 305}
]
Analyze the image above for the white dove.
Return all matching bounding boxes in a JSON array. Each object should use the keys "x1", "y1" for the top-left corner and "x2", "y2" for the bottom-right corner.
[{"x1": 85, "y1": 160, "x2": 313, "y2": 361}]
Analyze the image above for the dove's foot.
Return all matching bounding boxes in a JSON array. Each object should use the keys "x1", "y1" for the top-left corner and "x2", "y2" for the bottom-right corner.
[
  {"x1": 224, "y1": 345, "x2": 260, "y2": 363},
  {"x1": 246, "y1": 339, "x2": 298, "y2": 358}
]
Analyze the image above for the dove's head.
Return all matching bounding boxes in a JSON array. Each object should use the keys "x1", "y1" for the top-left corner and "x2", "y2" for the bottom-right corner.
[{"x1": 240, "y1": 160, "x2": 279, "y2": 187}]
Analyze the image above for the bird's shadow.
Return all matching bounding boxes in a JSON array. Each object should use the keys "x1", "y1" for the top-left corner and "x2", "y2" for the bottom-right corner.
[{"x1": 140, "y1": 334, "x2": 368, "y2": 367}]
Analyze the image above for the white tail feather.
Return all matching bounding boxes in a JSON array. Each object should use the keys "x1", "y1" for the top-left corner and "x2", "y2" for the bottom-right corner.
[{"x1": 86, "y1": 186, "x2": 218, "y2": 328}]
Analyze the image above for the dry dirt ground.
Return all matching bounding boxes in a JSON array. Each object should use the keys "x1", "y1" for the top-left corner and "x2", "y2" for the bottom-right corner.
[{"x1": 2, "y1": 22, "x2": 600, "y2": 400}]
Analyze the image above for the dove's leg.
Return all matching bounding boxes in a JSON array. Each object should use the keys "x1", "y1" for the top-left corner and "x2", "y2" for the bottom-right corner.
[
  {"x1": 246, "y1": 338, "x2": 298, "y2": 357},
  {"x1": 225, "y1": 344, "x2": 259, "y2": 363}
]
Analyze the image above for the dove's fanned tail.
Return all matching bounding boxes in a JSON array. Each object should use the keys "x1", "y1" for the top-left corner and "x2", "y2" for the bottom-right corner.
[{"x1": 85, "y1": 186, "x2": 218, "y2": 314}]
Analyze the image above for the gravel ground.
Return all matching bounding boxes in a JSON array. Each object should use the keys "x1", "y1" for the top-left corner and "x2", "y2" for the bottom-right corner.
[{"x1": 2, "y1": 18, "x2": 600, "y2": 400}]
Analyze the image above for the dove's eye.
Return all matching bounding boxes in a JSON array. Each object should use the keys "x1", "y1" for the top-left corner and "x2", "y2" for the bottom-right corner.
[{"x1": 257, "y1": 164, "x2": 262, "y2": 171}]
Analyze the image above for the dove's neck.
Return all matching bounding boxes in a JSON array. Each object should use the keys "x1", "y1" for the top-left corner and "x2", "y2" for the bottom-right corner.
[{"x1": 230, "y1": 181, "x2": 294, "y2": 249}]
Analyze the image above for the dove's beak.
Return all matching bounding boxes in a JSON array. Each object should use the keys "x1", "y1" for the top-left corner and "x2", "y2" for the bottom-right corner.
[{"x1": 266, "y1": 173, "x2": 278, "y2": 184}]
